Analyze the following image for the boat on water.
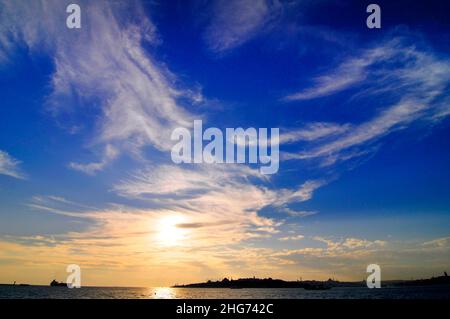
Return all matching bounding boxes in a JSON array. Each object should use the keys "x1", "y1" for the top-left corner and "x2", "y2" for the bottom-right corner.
[{"x1": 50, "y1": 280, "x2": 67, "y2": 287}]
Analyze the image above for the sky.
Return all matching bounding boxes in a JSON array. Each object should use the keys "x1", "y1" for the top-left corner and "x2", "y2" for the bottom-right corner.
[{"x1": 0, "y1": 0, "x2": 450, "y2": 287}]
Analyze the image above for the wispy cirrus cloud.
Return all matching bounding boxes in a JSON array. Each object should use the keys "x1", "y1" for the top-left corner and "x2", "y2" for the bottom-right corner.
[
  {"x1": 284, "y1": 38, "x2": 450, "y2": 166},
  {"x1": 114, "y1": 164, "x2": 326, "y2": 214},
  {"x1": 112, "y1": 164, "x2": 327, "y2": 250},
  {"x1": 284, "y1": 45, "x2": 396, "y2": 101},
  {"x1": 272, "y1": 179, "x2": 326, "y2": 206},
  {"x1": 113, "y1": 164, "x2": 264, "y2": 198},
  {"x1": 203, "y1": 0, "x2": 281, "y2": 54},
  {"x1": 312, "y1": 236, "x2": 387, "y2": 251},
  {"x1": 279, "y1": 122, "x2": 351, "y2": 144},
  {"x1": 280, "y1": 208, "x2": 318, "y2": 218},
  {"x1": 0, "y1": 0, "x2": 201, "y2": 174},
  {"x1": 0, "y1": 150, "x2": 25, "y2": 179},
  {"x1": 69, "y1": 144, "x2": 119, "y2": 175},
  {"x1": 279, "y1": 234, "x2": 304, "y2": 241},
  {"x1": 0, "y1": 31, "x2": 14, "y2": 63}
]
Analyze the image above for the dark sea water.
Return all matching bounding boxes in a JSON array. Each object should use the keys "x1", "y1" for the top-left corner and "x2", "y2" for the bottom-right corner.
[{"x1": 1, "y1": 285, "x2": 450, "y2": 299}]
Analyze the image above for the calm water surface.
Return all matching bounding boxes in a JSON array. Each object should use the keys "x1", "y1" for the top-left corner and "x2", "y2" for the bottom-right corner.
[{"x1": 1, "y1": 285, "x2": 450, "y2": 299}]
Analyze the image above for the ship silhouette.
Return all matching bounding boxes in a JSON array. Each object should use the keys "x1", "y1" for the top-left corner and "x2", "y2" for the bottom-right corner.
[{"x1": 50, "y1": 280, "x2": 67, "y2": 287}]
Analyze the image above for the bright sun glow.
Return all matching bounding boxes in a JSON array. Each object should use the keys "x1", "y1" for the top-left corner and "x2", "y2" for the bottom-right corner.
[{"x1": 156, "y1": 216, "x2": 186, "y2": 246}]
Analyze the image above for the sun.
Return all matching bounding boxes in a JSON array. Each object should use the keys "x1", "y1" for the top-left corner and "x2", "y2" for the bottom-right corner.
[{"x1": 156, "y1": 215, "x2": 186, "y2": 246}]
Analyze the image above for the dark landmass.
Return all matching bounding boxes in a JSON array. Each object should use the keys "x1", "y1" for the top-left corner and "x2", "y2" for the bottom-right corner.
[
  {"x1": 0, "y1": 279, "x2": 67, "y2": 287},
  {"x1": 173, "y1": 273, "x2": 450, "y2": 289},
  {"x1": 174, "y1": 277, "x2": 342, "y2": 290},
  {"x1": 393, "y1": 274, "x2": 450, "y2": 286},
  {"x1": 2, "y1": 273, "x2": 449, "y2": 289},
  {"x1": 0, "y1": 283, "x2": 30, "y2": 287}
]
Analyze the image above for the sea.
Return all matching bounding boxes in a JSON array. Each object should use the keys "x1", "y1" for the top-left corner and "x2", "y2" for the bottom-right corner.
[{"x1": 1, "y1": 285, "x2": 450, "y2": 299}]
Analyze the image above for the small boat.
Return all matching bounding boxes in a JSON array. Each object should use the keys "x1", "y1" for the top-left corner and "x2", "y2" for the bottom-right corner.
[{"x1": 50, "y1": 280, "x2": 67, "y2": 287}]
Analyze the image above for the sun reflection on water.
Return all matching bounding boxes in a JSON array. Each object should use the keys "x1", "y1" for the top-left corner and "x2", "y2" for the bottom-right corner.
[{"x1": 153, "y1": 287, "x2": 176, "y2": 299}]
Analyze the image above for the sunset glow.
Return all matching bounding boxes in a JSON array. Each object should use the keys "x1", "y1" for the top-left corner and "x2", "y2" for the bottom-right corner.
[{"x1": 0, "y1": 0, "x2": 449, "y2": 289}]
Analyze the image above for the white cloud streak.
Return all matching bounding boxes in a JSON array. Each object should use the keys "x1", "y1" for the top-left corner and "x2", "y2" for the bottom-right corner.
[
  {"x1": 0, "y1": 0, "x2": 200, "y2": 173},
  {"x1": 281, "y1": 208, "x2": 317, "y2": 218},
  {"x1": 203, "y1": 0, "x2": 281, "y2": 53},
  {"x1": 284, "y1": 39, "x2": 450, "y2": 165},
  {"x1": 279, "y1": 122, "x2": 351, "y2": 144},
  {"x1": 279, "y1": 234, "x2": 304, "y2": 241},
  {"x1": 69, "y1": 144, "x2": 119, "y2": 175},
  {"x1": 284, "y1": 45, "x2": 395, "y2": 101},
  {"x1": 0, "y1": 150, "x2": 25, "y2": 179},
  {"x1": 114, "y1": 164, "x2": 325, "y2": 237}
]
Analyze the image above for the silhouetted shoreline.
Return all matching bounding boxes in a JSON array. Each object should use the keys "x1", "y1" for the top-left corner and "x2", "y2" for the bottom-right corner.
[
  {"x1": 2, "y1": 273, "x2": 449, "y2": 289},
  {"x1": 173, "y1": 274, "x2": 450, "y2": 289}
]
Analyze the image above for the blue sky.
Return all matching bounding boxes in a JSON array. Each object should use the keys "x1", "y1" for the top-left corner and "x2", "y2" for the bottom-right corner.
[{"x1": 1, "y1": 0, "x2": 450, "y2": 286}]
